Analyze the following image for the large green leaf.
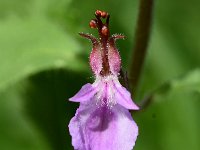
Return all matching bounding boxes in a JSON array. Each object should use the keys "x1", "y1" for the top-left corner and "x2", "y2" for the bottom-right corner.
[
  {"x1": 0, "y1": 0, "x2": 87, "y2": 149},
  {"x1": 0, "y1": 16, "x2": 86, "y2": 90}
]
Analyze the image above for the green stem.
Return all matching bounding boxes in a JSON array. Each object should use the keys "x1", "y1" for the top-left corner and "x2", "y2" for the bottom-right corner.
[{"x1": 130, "y1": 0, "x2": 154, "y2": 92}]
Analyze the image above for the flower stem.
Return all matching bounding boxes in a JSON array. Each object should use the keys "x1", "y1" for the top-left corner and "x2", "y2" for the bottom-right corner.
[{"x1": 129, "y1": 0, "x2": 154, "y2": 92}]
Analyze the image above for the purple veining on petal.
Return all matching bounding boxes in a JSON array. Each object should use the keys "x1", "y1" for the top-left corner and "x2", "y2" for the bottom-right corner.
[
  {"x1": 102, "y1": 82, "x2": 108, "y2": 106},
  {"x1": 112, "y1": 80, "x2": 139, "y2": 110},
  {"x1": 69, "y1": 83, "x2": 97, "y2": 102}
]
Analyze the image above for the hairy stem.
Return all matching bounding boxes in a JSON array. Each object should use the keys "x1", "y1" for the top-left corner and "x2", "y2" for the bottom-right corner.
[{"x1": 130, "y1": 0, "x2": 154, "y2": 92}]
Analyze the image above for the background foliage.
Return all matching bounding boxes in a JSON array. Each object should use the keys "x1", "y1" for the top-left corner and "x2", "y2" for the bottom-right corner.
[{"x1": 0, "y1": 0, "x2": 199, "y2": 150}]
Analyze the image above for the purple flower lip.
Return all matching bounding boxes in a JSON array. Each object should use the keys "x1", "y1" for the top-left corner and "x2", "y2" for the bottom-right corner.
[
  {"x1": 69, "y1": 75, "x2": 139, "y2": 150},
  {"x1": 68, "y1": 10, "x2": 139, "y2": 150}
]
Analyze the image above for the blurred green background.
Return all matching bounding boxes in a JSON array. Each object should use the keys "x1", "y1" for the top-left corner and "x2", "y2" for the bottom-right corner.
[{"x1": 0, "y1": 0, "x2": 200, "y2": 150}]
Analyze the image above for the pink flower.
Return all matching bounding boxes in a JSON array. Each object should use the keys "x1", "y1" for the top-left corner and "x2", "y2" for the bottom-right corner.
[{"x1": 68, "y1": 10, "x2": 139, "y2": 150}]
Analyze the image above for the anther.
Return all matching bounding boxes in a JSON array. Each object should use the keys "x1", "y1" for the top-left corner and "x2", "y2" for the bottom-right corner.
[
  {"x1": 89, "y1": 19, "x2": 97, "y2": 28},
  {"x1": 101, "y1": 26, "x2": 109, "y2": 36},
  {"x1": 101, "y1": 11, "x2": 108, "y2": 18},
  {"x1": 95, "y1": 10, "x2": 108, "y2": 18},
  {"x1": 95, "y1": 10, "x2": 102, "y2": 17}
]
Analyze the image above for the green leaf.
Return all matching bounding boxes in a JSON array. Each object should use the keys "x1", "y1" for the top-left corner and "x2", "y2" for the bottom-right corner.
[
  {"x1": 171, "y1": 69, "x2": 200, "y2": 94},
  {"x1": 0, "y1": 16, "x2": 86, "y2": 90},
  {"x1": 0, "y1": 0, "x2": 87, "y2": 149},
  {"x1": 135, "y1": 70, "x2": 200, "y2": 150},
  {"x1": 0, "y1": 69, "x2": 91, "y2": 150},
  {"x1": 153, "y1": 69, "x2": 200, "y2": 96},
  {"x1": 0, "y1": 83, "x2": 51, "y2": 150},
  {"x1": 135, "y1": 90, "x2": 200, "y2": 150}
]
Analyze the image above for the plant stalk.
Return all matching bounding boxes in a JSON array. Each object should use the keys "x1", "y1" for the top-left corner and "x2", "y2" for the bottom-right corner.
[{"x1": 130, "y1": 0, "x2": 154, "y2": 92}]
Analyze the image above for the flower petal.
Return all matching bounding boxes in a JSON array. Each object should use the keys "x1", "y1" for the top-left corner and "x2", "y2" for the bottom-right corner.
[
  {"x1": 113, "y1": 80, "x2": 139, "y2": 110},
  {"x1": 69, "y1": 103, "x2": 138, "y2": 150},
  {"x1": 68, "y1": 102, "x2": 95, "y2": 150},
  {"x1": 69, "y1": 83, "x2": 97, "y2": 102}
]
